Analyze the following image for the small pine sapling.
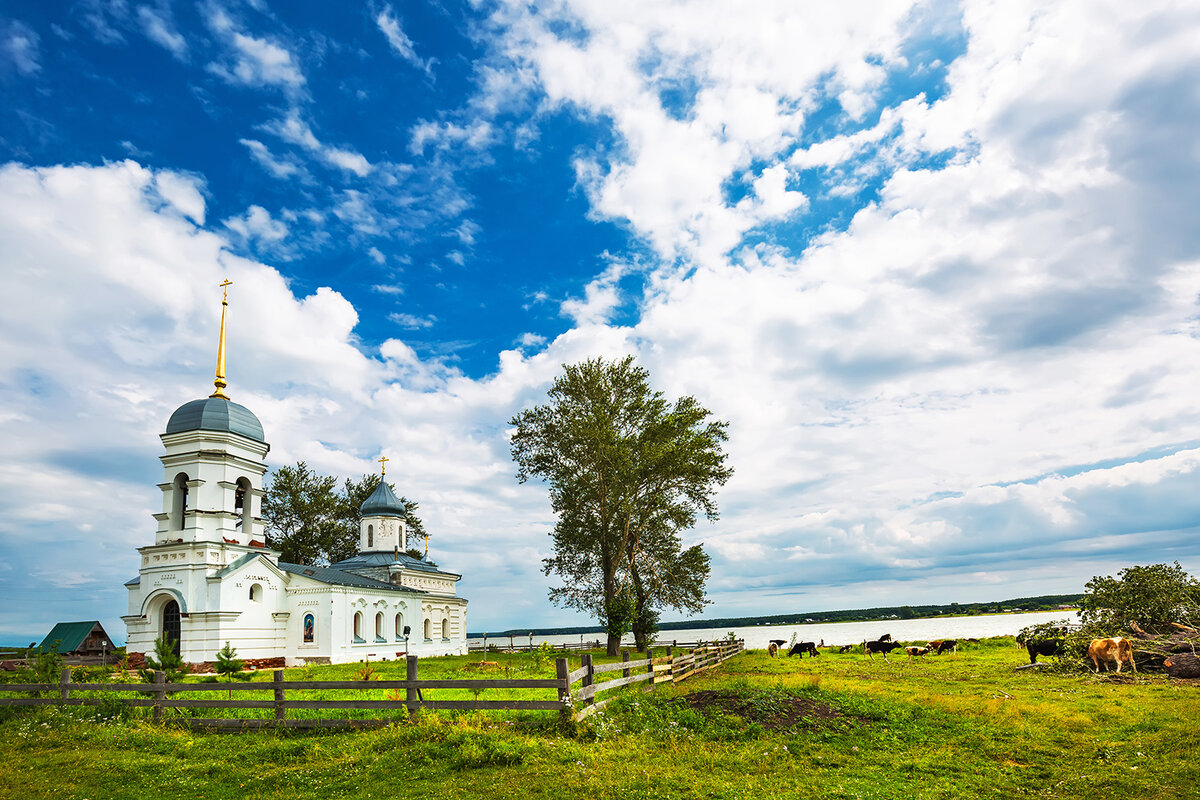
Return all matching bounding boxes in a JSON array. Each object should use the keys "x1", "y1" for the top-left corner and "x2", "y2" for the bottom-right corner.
[{"x1": 214, "y1": 641, "x2": 243, "y2": 698}]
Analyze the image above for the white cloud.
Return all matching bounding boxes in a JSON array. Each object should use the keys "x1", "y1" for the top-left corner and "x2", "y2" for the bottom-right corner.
[
  {"x1": 152, "y1": 171, "x2": 207, "y2": 225},
  {"x1": 239, "y1": 138, "x2": 302, "y2": 179},
  {"x1": 1, "y1": 20, "x2": 40, "y2": 76},
  {"x1": 203, "y1": 7, "x2": 305, "y2": 93},
  {"x1": 389, "y1": 312, "x2": 437, "y2": 329},
  {"x1": 224, "y1": 204, "x2": 289, "y2": 246},
  {"x1": 262, "y1": 110, "x2": 372, "y2": 176},
  {"x1": 376, "y1": 5, "x2": 434, "y2": 77},
  {"x1": 136, "y1": 4, "x2": 187, "y2": 60},
  {"x1": 6, "y1": 0, "x2": 1200, "y2": 638}
]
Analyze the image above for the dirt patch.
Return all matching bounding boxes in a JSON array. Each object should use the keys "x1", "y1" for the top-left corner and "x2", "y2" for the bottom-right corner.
[{"x1": 682, "y1": 690, "x2": 870, "y2": 732}]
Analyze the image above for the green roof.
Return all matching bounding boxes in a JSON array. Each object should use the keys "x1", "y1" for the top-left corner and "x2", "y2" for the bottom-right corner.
[{"x1": 38, "y1": 621, "x2": 108, "y2": 654}]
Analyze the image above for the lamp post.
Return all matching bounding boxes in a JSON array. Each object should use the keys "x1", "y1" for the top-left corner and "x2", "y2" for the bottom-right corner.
[{"x1": 101, "y1": 639, "x2": 108, "y2": 667}]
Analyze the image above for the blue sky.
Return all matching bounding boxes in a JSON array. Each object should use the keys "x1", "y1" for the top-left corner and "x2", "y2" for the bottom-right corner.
[{"x1": 2, "y1": 0, "x2": 1199, "y2": 643}]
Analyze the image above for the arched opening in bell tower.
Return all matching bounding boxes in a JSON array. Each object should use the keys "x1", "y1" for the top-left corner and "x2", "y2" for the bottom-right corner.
[
  {"x1": 235, "y1": 477, "x2": 252, "y2": 531},
  {"x1": 171, "y1": 473, "x2": 189, "y2": 531}
]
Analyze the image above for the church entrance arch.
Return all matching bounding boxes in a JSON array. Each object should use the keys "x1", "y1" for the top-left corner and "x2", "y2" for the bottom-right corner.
[{"x1": 162, "y1": 600, "x2": 181, "y2": 656}]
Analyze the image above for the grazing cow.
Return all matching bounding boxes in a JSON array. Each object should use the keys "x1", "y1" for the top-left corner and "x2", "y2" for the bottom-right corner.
[
  {"x1": 1088, "y1": 637, "x2": 1136, "y2": 674},
  {"x1": 928, "y1": 639, "x2": 958, "y2": 655},
  {"x1": 767, "y1": 642, "x2": 779, "y2": 657},
  {"x1": 1026, "y1": 639, "x2": 1064, "y2": 664},
  {"x1": 878, "y1": 633, "x2": 893, "y2": 642},
  {"x1": 905, "y1": 646, "x2": 930, "y2": 660},
  {"x1": 864, "y1": 640, "x2": 904, "y2": 660},
  {"x1": 788, "y1": 642, "x2": 820, "y2": 658},
  {"x1": 837, "y1": 644, "x2": 854, "y2": 654}
]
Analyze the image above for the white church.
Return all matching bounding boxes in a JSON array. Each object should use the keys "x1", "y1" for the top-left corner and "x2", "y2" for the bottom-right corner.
[{"x1": 122, "y1": 283, "x2": 468, "y2": 665}]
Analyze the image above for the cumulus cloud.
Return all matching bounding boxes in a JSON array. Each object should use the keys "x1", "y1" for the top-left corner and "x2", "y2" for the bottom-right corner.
[{"x1": 5, "y1": 0, "x2": 1200, "y2": 640}]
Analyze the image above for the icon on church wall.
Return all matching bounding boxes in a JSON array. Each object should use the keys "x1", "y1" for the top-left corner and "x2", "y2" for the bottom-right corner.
[{"x1": 303, "y1": 613, "x2": 314, "y2": 643}]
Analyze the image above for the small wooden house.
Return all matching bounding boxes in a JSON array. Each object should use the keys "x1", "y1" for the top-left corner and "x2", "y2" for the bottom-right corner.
[{"x1": 38, "y1": 621, "x2": 115, "y2": 657}]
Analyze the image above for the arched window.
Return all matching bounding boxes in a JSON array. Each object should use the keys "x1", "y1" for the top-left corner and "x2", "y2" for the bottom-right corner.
[
  {"x1": 249, "y1": 583, "x2": 263, "y2": 602},
  {"x1": 353, "y1": 612, "x2": 363, "y2": 642},
  {"x1": 162, "y1": 599, "x2": 181, "y2": 656},
  {"x1": 423, "y1": 618, "x2": 431, "y2": 640},
  {"x1": 303, "y1": 613, "x2": 315, "y2": 643},
  {"x1": 394, "y1": 613, "x2": 404, "y2": 640},
  {"x1": 367, "y1": 524, "x2": 374, "y2": 548},
  {"x1": 171, "y1": 473, "x2": 189, "y2": 530},
  {"x1": 375, "y1": 612, "x2": 384, "y2": 641},
  {"x1": 235, "y1": 478, "x2": 252, "y2": 530},
  {"x1": 441, "y1": 618, "x2": 449, "y2": 640}
]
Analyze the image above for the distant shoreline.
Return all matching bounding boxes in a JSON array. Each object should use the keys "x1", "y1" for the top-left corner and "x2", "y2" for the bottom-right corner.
[{"x1": 468, "y1": 593, "x2": 1083, "y2": 638}]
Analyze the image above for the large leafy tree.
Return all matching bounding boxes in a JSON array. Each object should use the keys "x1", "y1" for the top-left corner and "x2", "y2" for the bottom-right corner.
[
  {"x1": 263, "y1": 462, "x2": 425, "y2": 565},
  {"x1": 1079, "y1": 562, "x2": 1200, "y2": 633},
  {"x1": 510, "y1": 356, "x2": 732, "y2": 655}
]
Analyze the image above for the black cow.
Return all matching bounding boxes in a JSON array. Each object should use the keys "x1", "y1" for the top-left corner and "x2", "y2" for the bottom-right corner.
[
  {"x1": 878, "y1": 633, "x2": 893, "y2": 642},
  {"x1": 1026, "y1": 639, "x2": 1064, "y2": 664},
  {"x1": 837, "y1": 644, "x2": 854, "y2": 654},
  {"x1": 864, "y1": 640, "x2": 904, "y2": 660},
  {"x1": 787, "y1": 642, "x2": 820, "y2": 658},
  {"x1": 928, "y1": 639, "x2": 958, "y2": 655}
]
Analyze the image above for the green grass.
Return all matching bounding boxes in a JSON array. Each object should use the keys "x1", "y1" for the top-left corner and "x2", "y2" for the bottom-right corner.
[{"x1": 0, "y1": 639, "x2": 1196, "y2": 799}]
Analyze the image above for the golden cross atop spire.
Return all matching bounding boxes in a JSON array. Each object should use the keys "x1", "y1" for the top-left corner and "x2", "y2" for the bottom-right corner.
[
  {"x1": 378, "y1": 455, "x2": 389, "y2": 476},
  {"x1": 211, "y1": 279, "x2": 232, "y2": 399}
]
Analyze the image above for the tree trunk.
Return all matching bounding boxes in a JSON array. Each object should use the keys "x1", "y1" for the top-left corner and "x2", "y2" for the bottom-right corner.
[
  {"x1": 1163, "y1": 652, "x2": 1200, "y2": 678},
  {"x1": 606, "y1": 633, "x2": 621, "y2": 657}
]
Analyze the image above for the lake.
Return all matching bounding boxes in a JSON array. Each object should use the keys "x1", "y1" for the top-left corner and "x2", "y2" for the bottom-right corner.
[{"x1": 471, "y1": 610, "x2": 1079, "y2": 651}]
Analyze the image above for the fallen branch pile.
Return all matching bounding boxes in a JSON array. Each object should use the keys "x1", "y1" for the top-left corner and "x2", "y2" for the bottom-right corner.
[{"x1": 1129, "y1": 622, "x2": 1200, "y2": 678}]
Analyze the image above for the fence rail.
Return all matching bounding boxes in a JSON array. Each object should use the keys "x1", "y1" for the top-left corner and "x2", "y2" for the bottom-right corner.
[
  {"x1": 468, "y1": 638, "x2": 727, "y2": 653},
  {"x1": 0, "y1": 640, "x2": 744, "y2": 728}
]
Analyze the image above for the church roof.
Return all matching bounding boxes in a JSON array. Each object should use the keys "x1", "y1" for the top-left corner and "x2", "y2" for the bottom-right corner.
[
  {"x1": 277, "y1": 561, "x2": 426, "y2": 593},
  {"x1": 359, "y1": 481, "x2": 406, "y2": 517},
  {"x1": 332, "y1": 550, "x2": 456, "y2": 577},
  {"x1": 165, "y1": 396, "x2": 265, "y2": 442}
]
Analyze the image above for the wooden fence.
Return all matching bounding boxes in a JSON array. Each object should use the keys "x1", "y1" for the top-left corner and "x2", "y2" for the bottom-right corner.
[
  {"x1": 469, "y1": 638, "x2": 727, "y2": 653},
  {"x1": 0, "y1": 640, "x2": 744, "y2": 729}
]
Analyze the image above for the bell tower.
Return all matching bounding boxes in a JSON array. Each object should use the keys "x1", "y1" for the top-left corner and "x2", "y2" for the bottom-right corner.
[{"x1": 359, "y1": 457, "x2": 407, "y2": 553}]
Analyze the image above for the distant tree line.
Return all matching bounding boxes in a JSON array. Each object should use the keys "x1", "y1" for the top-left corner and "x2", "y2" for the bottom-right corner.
[{"x1": 471, "y1": 594, "x2": 1085, "y2": 638}]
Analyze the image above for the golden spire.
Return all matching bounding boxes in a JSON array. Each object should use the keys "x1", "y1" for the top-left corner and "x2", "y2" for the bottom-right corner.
[
  {"x1": 211, "y1": 279, "x2": 232, "y2": 399},
  {"x1": 378, "y1": 455, "x2": 389, "y2": 476}
]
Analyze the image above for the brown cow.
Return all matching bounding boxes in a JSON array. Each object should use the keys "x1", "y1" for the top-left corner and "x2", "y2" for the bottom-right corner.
[
  {"x1": 1087, "y1": 637, "x2": 1136, "y2": 673},
  {"x1": 905, "y1": 646, "x2": 930, "y2": 660}
]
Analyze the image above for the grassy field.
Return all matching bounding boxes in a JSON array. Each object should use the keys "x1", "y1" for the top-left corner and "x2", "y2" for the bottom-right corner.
[{"x1": 0, "y1": 637, "x2": 1195, "y2": 800}]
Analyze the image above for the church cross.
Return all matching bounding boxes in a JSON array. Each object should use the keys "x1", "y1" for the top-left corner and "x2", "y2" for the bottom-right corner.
[
  {"x1": 378, "y1": 455, "x2": 389, "y2": 476},
  {"x1": 219, "y1": 278, "x2": 233, "y2": 301}
]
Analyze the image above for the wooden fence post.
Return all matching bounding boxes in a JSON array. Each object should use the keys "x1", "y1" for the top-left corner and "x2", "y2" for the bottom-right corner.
[
  {"x1": 59, "y1": 667, "x2": 71, "y2": 703},
  {"x1": 621, "y1": 650, "x2": 630, "y2": 678},
  {"x1": 581, "y1": 653, "x2": 594, "y2": 707},
  {"x1": 555, "y1": 657, "x2": 571, "y2": 709},
  {"x1": 645, "y1": 648, "x2": 655, "y2": 691},
  {"x1": 152, "y1": 671, "x2": 165, "y2": 724},
  {"x1": 405, "y1": 655, "x2": 419, "y2": 716},
  {"x1": 273, "y1": 670, "x2": 286, "y2": 723}
]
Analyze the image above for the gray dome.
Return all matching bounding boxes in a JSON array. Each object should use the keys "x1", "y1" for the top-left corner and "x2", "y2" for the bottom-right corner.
[
  {"x1": 360, "y1": 481, "x2": 406, "y2": 517},
  {"x1": 165, "y1": 397, "x2": 265, "y2": 442}
]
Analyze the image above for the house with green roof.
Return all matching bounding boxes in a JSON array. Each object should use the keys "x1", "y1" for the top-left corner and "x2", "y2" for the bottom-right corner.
[{"x1": 38, "y1": 621, "x2": 116, "y2": 657}]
